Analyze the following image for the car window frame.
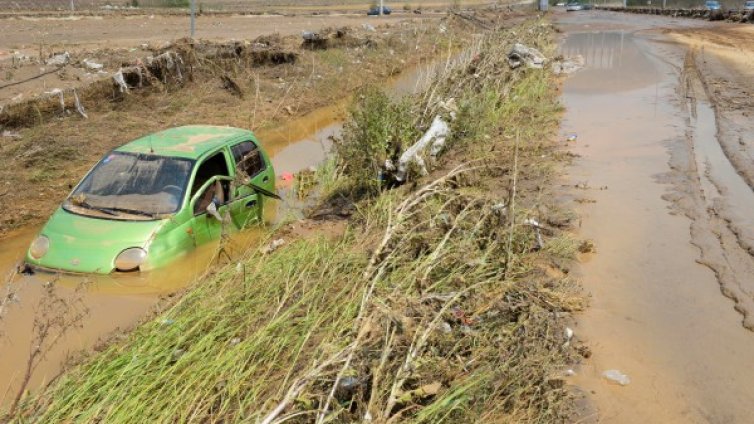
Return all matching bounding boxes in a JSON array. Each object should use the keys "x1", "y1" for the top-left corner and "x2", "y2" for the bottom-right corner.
[
  {"x1": 230, "y1": 140, "x2": 267, "y2": 181},
  {"x1": 188, "y1": 149, "x2": 234, "y2": 216}
]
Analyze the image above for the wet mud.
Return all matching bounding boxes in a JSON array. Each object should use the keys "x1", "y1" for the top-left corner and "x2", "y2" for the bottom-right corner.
[{"x1": 558, "y1": 11, "x2": 754, "y2": 423}]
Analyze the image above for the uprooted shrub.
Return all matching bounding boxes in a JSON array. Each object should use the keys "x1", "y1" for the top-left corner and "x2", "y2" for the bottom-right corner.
[{"x1": 331, "y1": 86, "x2": 419, "y2": 197}]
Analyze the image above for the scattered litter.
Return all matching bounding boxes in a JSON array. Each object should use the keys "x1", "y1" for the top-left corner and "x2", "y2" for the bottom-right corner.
[
  {"x1": 524, "y1": 218, "x2": 544, "y2": 250},
  {"x1": 565, "y1": 327, "x2": 574, "y2": 340},
  {"x1": 438, "y1": 321, "x2": 452, "y2": 334},
  {"x1": 564, "y1": 327, "x2": 574, "y2": 347},
  {"x1": 229, "y1": 337, "x2": 241, "y2": 346},
  {"x1": 507, "y1": 43, "x2": 546, "y2": 69},
  {"x1": 82, "y1": 58, "x2": 104, "y2": 71},
  {"x1": 261, "y1": 238, "x2": 285, "y2": 254},
  {"x1": 160, "y1": 318, "x2": 175, "y2": 326},
  {"x1": 552, "y1": 55, "x2": 585, "y2": 75},
  {"x1": 602, "y1": 369, "x2": 630, "y2": 386},
  {"x1": 396, "y1": 115, "x2": 450, "y2": 182},
  {"x1": 46, "y1": 51, "x2": 70, "y2": 66},
  {"x1": 362, "y1": 23, "x2": 376, "y2": 31},
  {"x1": 113, "y1": 70, "x2": 129, "y2": 93},
  {"x1": 396, "y1": 381, "x2": 442, "y2": 404},
  {"x1": 1, "y1": 130, "x2": 21, "y2": 138},
  {"x1": 564, "y1": 369, "x2": 577, "y2": 377},
  {"x1": 45, "y1": 88, "x2": 65, "y2": 111},
  {"x1": 335, "y1": 376, "x2": 362, "y2": 401},
  {"x1": 280, "y1": 172, "x2": 294, "y2": 182},
  {"x1": 566, "y1": 133, "x2": 578, "y2": 142},
  {"x1": 73, "y1": 89, "x2": 87, "y2": 119}
]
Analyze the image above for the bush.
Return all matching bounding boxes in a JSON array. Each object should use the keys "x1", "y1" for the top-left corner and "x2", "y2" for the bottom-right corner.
[{"x1": 334, "y1": 86, "x2": 418, "y2": 195}]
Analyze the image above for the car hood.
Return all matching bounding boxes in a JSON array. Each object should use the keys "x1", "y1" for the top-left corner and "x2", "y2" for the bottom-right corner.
[{"x1": 28, "y1": 208, "x2": 167, "y2": 274}]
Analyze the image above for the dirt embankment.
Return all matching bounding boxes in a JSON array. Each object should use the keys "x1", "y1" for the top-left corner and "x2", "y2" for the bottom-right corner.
[{"x1": 0, "y1": 16, "x2": 451, "y2": 237}]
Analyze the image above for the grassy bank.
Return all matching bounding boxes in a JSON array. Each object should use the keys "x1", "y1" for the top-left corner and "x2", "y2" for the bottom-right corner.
[{"x1": 7, "y1": 15, "x2": 585, "y2": 423}]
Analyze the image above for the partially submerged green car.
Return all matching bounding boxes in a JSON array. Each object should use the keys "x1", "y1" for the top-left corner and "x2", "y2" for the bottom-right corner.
[{"x1": 25, "y1": 125, "x2": 275, "y2": 274}]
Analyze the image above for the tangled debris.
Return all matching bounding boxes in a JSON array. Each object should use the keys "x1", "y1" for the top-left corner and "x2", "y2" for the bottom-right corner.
[
  {"x1": 508, "y1": 43, "x2": 547, "y2": 69},
  {"x1": 0, "y1": 40, "x2": 296, "y2": 129}
]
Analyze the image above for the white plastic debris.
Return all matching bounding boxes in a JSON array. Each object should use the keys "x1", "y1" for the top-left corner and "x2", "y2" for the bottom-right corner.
[
  {"x1": 261, "y1": 238, "x2": 285, "y2": 254},
  {"x1": 564, "y1": 327, "x2": 574, "y2": 347},
  {"x1": 566, "y1": 133, "x2": 578, "y2": 142},
  {"x1": 565, "y1": 327, "x2": 574, "y2": 341},
  {"x1": 45, "y1": 88, "x2": 65, "y2": 110},
  {"x1": 82, "y1": 58, "x2": 103, "y2": 71},
  {"x1": 73, "y1": 88, "x2": 87, "y2": 119},
  {"x1": 396, "y1": 115, "x2": 450, "y2": 182},
  {"x1": 602, "y1": 369, "x2": 631, "y2": 386},
  {"x1": 564, "y1": 369, "x2": 577, "y2": 377},
  {"x1": 113, "y1": 70, "x2": 129, "y2": 93},
  {"x1": 523, "y1": 218, "x2": 541, "y2": 228},
  {"x1": 362, "y1": 23, "x2": 376, "y2": 31},
  {"x1": 46, "y1": 52, "x2": 70, "y2": 66},
  {"x1": 507, "y1": 43, "x2": 546, "y2": 69},
  {"x1": 552, "y1": 55, "x2": 585, "y2": 75},
  {"x1": 2, "y1": 130, "x2": 21, "y2": 138}
]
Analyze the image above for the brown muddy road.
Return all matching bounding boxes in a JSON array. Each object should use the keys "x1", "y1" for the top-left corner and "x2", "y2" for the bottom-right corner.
[{"x1": 557, "y1": 11, "x2": 754, "y2": 423}]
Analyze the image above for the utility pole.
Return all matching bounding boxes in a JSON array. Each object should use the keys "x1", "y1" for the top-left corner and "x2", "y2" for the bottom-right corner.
[
  {"x1": 190, "y1": 0, "x2": 196, "y2": 38},
  {"x1": 70, "y1": 0, "x2": 74, "y2": 12}
]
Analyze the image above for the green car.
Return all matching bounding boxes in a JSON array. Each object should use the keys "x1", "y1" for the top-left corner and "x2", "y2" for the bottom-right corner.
[{"x1": 25, "y1": 125, "x2": 276, "y2": 274}]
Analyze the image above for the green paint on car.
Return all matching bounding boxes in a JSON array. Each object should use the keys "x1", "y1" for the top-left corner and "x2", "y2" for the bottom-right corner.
[{"x1": 25, "y1": 125, "x2": 276, "y2": 274}]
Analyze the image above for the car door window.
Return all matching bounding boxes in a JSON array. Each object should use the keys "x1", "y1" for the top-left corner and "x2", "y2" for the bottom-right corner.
[
  {"x1": 191, "y1": 152, "x2": 231, "y2": 215},
  {"x1": 231, "y1": 141, "x2": 266, "y2": 180}
]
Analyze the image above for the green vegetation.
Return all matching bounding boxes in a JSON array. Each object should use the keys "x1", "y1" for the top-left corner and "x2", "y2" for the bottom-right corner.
[{"x1": 8, "y1": 17, "x2": 585, "y2": 423}]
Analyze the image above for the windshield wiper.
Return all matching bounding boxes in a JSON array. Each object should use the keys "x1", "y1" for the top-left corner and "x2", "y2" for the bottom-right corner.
[
  {"x1": 68, "y1": 199, "x2": 118, "y2": 216},
  {"x1": 100, "y1": 207, "x2": 157, "y2": 218}
]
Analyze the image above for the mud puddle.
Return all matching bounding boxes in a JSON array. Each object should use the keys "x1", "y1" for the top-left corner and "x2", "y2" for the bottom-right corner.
[
  {"x1": 0, "y1": 57, "x2": 438, "y2": 407},
  {"x1": 559, "y1": 14, "x2": 754, "y2": 423}
]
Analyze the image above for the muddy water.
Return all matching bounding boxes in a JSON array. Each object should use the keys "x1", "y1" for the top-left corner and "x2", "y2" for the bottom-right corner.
[
  {"x1": 559, "y1": 12, "x2": 754, "y2": 423},
  {"x1": 0, "y1": 57, "x2": 438, "y2": 407}
]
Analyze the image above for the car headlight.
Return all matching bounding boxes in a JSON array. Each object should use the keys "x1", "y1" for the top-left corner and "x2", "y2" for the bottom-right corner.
[
  {"x1": 29, "y1": 235, "x2": 50, "y2": 260},
  {"x1": 114, "y1": 248, "x2": 147, "y2": 272}
]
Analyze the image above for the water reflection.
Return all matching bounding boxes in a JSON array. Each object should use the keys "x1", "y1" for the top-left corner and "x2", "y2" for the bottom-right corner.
[{"x1": 561, "y1": 31, "x2": 661, "y2": 93}]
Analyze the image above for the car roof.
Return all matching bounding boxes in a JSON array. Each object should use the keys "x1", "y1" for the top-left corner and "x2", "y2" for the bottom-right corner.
[{"x1": 116, "y1": 125, "x2": 252, "y2": 159}]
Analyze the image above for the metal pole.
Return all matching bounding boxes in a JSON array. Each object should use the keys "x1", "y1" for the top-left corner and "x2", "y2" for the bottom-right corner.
[
  {"x1": 70, "y1": 0, "x2": 74, "y2": 11},
  {"x1": 379, "y1": 0, "x2": 384, "y2": 15},
  {"x1": 190, "y1": 0, "x2": 196, "y2": 38}
]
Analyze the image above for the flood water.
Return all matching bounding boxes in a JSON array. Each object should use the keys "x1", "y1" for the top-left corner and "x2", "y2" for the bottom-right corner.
[
  {"x1": 0, "y1": 56, "x2": 437, "y2": 405},
  {"x1": 559, "y1": 11, "x2": 754, "y2": 422}
]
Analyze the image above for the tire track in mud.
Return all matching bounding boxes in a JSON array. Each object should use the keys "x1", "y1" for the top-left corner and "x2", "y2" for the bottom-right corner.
[{"x1": 662, "y1": 49, "x2": 754, "y2": 330}]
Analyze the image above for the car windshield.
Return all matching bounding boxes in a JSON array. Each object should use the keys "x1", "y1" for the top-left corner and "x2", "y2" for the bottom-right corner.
[{"x1": 64, "y1": 151, "x2": 194, "y2": 218}]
